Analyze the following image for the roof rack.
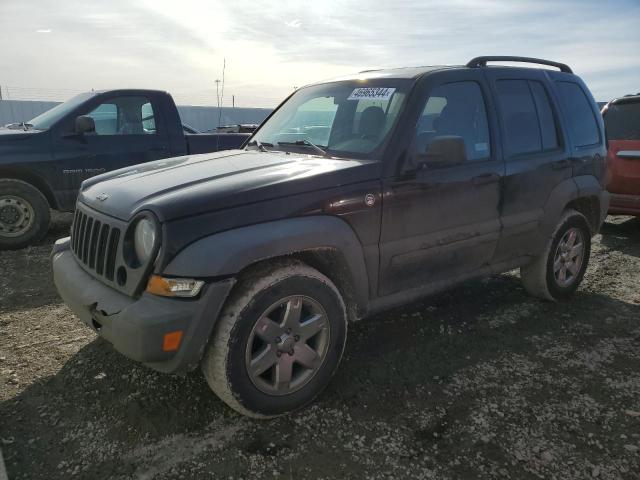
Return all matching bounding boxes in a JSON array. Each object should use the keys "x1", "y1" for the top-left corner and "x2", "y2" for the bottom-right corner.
[{"x1": 466, "y1": 56, "x2": 573, "y2": 74}]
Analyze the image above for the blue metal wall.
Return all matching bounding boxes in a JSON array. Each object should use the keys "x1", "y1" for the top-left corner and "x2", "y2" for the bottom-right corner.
[{"x1": 0, "y1": 100, "x2": 272, "y2": 132}]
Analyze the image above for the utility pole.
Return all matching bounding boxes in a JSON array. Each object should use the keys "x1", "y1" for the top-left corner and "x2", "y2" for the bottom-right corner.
[
  {"x1": 215, "y1": 79, "x2": 221, "y2": 108},
  {"x1": 0, "y1": 85, "x2": 3, "y2": 101},
  {"x1": 232, "y1": 95, "x2": 235, "y2": 108}
]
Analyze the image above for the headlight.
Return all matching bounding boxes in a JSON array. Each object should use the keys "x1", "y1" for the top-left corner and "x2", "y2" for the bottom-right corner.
[{"x1": 134, "y1": 217, "x2": 157, "y2": 264}]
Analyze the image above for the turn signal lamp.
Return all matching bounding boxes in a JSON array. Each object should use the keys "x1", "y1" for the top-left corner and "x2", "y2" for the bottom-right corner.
[
  {"x1": 162, "y1": 331, "x2": 183, "y2": 352},
  {"x1": 146, "y1": 275, "x2": 204, "y2": 298}
]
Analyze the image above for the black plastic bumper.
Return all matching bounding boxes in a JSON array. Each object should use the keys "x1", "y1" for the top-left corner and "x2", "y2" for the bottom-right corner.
[{"x1": 51, "y1": 237, "x2": 235, "y2": 373}]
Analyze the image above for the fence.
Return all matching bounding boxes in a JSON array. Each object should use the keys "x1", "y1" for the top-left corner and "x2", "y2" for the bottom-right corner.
[{"x1": 0, "y1": 100, "x2": 273, "y2": 133}]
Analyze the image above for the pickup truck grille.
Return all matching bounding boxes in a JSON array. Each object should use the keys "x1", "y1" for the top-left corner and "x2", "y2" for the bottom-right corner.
[{"x1": 70, "y1": 208, "x2": 121, "y2": 281}]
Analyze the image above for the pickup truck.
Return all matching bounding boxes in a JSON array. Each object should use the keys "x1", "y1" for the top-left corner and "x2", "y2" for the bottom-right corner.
[
  {"x1": 0, "y1": 89, "x2": 250, "y2": 249},
  {"x1": 52, "y1": 57, "x2": 608, "y2": 418}
]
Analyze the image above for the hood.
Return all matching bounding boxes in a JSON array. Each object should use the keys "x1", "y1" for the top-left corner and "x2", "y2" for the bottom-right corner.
[
  {"x1": 0, "y1": 127, "x2": 42, "y2": 139},
  {"x1": 79, "y1": 150, "x2": 379, "y2": 221}
]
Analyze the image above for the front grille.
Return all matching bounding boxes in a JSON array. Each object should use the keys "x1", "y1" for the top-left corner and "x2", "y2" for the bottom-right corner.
[{"x1": 71, "y1": 208, "x2": 121, "y2": 281}]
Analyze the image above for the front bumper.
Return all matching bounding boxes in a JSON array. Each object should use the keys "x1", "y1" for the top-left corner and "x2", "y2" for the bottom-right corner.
[{"x1": 51, "y1": 237, "x2": 235, "y2": 373}]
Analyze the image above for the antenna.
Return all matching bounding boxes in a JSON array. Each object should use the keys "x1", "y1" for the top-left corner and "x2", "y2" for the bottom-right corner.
[
  {"x1": 215, "y1": 58, "x2": 226, "y2": 152},
  {"x1": 217, "y1": 58, "x2": 226, "y2": 129}
]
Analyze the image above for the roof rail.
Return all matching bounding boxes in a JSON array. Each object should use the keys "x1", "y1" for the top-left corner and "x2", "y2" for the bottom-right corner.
[{"x1": 466, "y1": 56, "x2": 573, "y2": 74}]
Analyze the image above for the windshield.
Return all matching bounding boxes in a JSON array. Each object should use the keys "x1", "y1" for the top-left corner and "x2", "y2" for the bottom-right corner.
[
  {"x1": 605, "y1": 101, "x2": 640, "y2": 141},
  {"x1": 28, "y1": 92, "x2": 96, "y2": 130},
  {"x1": 250, "y1": 80, "x2": 409, "y2": 158}
]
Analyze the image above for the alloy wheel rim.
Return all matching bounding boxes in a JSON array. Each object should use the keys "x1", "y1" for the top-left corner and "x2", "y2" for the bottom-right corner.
[
  {"x1": 245, "y1": 295, "x2": 331, "y2": 396},
  {"x1": 553, "y1": 227, "x2": 584, "y2": 288},
  {"x1": 0, "y1": 195, "x2": 35, "y2": 238}
]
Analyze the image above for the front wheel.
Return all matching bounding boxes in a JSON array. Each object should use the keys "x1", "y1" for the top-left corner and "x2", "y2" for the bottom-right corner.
[
  {"x1": 521, "y1": 209, "x2": 591, "y2": 301},
  {"x1": 0, "y1": 179, "x2": 51, "y2": 250},
  {"x1": 201, "y1": 260, "x2": 347, "y2": 418}
]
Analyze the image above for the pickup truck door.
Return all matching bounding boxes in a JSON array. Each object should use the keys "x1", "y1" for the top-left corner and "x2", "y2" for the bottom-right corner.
[
  {"x1": 52, "y1": 93, "x2": 171, "y2": 205},
  {"x1": 378, "y1": 71, "x2": 504, "y2": 297}
]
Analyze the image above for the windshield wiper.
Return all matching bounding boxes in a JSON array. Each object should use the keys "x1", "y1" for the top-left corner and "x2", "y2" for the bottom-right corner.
[
  {"x1": 5, "y1": 122, "x2": 34, "y2": 131},
  {"x1": 246, "y1": 139, "x2": 272, "y2": 152},
  {"x1": 278, "y1": 140, "x2": 330, "y2": 157}
]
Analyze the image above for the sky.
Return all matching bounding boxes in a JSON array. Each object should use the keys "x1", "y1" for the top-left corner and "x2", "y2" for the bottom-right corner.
[{"x1": 0, "y1": 0, "x2": 638, "y2": 108}]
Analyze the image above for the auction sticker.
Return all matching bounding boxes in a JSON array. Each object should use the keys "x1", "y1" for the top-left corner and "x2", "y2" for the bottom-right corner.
[{"x1": 348, "y1": 87, "x2": 396, "y2": 101}]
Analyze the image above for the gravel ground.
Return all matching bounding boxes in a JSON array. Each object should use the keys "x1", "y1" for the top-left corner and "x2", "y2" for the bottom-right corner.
[{"x1": 1, "y1": 213, "x2": 639, "y2": 480}]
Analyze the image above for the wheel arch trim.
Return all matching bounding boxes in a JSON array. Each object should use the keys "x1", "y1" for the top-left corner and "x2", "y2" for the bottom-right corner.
[
  {"x1": 163, "y1": 215, "x2": 370, "y2": 311},
  {"x1": 0, "y1": 167, "x2": 58, "y2": 209}
]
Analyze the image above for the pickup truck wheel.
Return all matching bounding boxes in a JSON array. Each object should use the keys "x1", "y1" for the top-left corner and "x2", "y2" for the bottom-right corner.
[
  {"x1": 0, "y1": 179, "x2": 51, "y2": 250},
  {"x1": 201, "y1": 260, "x2": 347, "y2": 418},
  {"x1": 520, "y1": 209, "x2": 591, "y2": 301}
]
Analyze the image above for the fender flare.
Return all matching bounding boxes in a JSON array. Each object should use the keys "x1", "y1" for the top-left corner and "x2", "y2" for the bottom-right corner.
[
  {"x1": 539, "y1": 177, "x2": 579, "y2": 238},
  {"x1": 164, "y1": 215, "x2": 370, "y2": 309},
  {"x1": 540, "y1": 175, "x2": 605, "y2": 237},
  {"x1": 573, "y1": 174, "x2": 603, "y2": 199}
]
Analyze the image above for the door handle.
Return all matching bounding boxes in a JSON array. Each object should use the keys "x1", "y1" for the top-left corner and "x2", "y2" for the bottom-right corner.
[
  {"x1": 617, "y1": 150, "x2": 640, "y2": 160},
  {"x1": 552, "y1": 159, "x2": 572, "y2": 170},
  {"x1": 471, "y1": 173, "x2": 500, "y2": 186}
]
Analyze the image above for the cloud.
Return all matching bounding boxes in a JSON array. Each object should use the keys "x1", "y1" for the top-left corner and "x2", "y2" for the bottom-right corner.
[
  {"x1": 0, "y1": 0, "x2": 638, "y2": 104},
  {"x1": 285, "y1": 19, "x2": 302, "y2": 28}
]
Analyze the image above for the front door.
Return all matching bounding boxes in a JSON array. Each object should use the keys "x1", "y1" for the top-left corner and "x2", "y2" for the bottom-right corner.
[
  {"x1": 378, "y1": 72, "x2": 504, "y2": 296},
  {"x1": 52, "y1": 94, "x2": 171, "y2": 208}
]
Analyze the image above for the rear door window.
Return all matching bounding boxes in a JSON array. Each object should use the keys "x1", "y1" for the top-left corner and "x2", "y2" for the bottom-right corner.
[
  {"x1": 496, "y1": 79, "x2": 562, "y2": 156},
  {"x1": 496, "y1": 80, "x2": 542, "y2": 156},
  {"x1": 556, "y1": 82, "x2": 600, "y2": 147},
  {"x1": 529, "y1": 82, "x2": 559, "y2": 150},
  {"x1": 604, "y1": 101, "x2": 640, "y2": 140}
]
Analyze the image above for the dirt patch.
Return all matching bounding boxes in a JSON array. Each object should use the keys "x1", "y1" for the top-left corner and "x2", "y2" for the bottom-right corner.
[{"x1": 1, "y1": 215, "x2": 640, "y2": 479}]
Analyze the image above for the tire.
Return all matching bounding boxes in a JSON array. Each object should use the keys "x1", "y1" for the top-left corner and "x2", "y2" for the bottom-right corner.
[
  {"x1": 520, "y1": 209, "x2": 591, "y2": 301},
  {"x1": 202, "y1": 259, "x2": 347, "y2": 418},
  {"x1": 0, "y1": 179, "x2": 51, "y2": 250}
]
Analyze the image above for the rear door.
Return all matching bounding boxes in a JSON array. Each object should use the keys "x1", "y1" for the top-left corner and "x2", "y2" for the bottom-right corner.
[
  {"x1": 484, "y1": 69, "x2": 572, "y2": 262},
  {"x1": 378, "y1": 70, "x2": 503, "y2": 296}
]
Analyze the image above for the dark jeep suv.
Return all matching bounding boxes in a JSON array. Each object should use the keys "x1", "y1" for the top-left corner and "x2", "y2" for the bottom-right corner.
[{"x1": 52, "y1": 57, "x2": 609, "y2": 418}]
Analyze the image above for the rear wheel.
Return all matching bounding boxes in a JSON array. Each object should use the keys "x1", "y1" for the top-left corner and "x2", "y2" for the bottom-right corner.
[
  {"x1": 201, "y1": 260, "x2": 347, "y2": 418},
  {"x1": 521, "y1": 209, "x2": 591, "y2": 301},
  {"x1": 0, "y1": 179, "x2": 51, "y2": 250}
]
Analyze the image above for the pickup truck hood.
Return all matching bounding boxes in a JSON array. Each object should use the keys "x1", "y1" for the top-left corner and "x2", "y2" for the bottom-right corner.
[
  {"x1": 0, "y1": 127, "x2": 42, "y2": 139},
  {"x1": 79, "y1": 150, "x2": 379, "y2": 221}
]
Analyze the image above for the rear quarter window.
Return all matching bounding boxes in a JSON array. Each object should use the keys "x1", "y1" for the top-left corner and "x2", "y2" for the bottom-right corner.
[{"x1": 556, "y1": 82, "x2": 600, "y2": 147}]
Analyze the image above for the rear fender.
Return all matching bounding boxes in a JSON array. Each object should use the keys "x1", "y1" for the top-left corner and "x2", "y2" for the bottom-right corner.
[{"x1": 539, "y1": 178, "x2": 579, "y2": 238}]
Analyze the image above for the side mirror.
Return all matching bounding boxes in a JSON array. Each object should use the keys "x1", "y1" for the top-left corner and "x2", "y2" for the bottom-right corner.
[
  {"x1": 418, "y1": 135, "x2": 467, "y2": 169},
  {"x1": 74, "y1": 115, "x2": 95, "y2": 135}
]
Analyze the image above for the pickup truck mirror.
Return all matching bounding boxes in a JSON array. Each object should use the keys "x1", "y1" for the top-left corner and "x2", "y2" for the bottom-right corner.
[
  {"x1": 416, "y1": 136, "x2": 467, "y2": 169},
  {"x1": 74, "y1": 115, "x2": 96, "y2": 135}
]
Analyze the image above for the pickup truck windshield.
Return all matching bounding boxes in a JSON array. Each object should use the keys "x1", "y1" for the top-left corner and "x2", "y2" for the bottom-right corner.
[
  {"x1": 28, "y1": 92, "x2": 96, "y2": 130},
  {"x1": 251, "y1": 80, "x2": 409, "y2": 159}
]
